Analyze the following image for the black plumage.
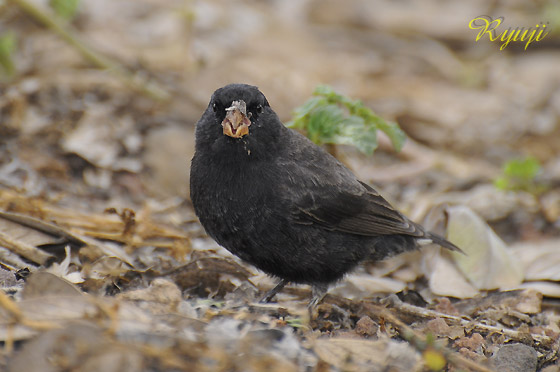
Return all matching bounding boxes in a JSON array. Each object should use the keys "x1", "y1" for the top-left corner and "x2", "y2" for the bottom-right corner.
[{"x1": 190, "y1": 84, "x2": 461, "y2": 306}]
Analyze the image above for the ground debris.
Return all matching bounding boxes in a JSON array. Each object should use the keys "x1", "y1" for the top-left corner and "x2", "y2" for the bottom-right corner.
[{"x1": 0, "y1": 0, "x2": 559, "y2": 370}]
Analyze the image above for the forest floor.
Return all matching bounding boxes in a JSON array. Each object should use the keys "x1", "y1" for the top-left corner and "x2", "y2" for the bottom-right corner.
[{"x1": 0, "y1": 0, "x2": 559, "y2": 371}]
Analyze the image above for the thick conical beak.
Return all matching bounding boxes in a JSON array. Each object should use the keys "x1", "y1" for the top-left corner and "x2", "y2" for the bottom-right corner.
[{"x1": 222, "y1": 100, "x2": 251, "y2": 138}]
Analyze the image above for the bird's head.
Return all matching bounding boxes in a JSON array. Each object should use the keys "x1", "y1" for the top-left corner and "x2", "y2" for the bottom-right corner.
[{"x1": 195, "y1": 84, "x2": 284, "y2": 156}]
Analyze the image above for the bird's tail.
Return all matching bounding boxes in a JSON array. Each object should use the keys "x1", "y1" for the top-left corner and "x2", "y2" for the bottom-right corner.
[{"x1": 426, "y1": 232, "x2": 465, "y2": 254}]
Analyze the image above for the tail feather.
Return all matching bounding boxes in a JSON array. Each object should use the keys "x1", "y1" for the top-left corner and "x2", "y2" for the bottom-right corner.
[
  {"x1": 427, "y1": 232, "x2": 465, "y2": 254},
  {"x1": 410, "y1": 220, "x2": 465, "y2": 255}
]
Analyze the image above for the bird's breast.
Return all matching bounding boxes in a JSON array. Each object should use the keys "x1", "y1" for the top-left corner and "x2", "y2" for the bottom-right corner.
[{"x1": 191, "y1": 154, "x2": 279, "y2": 230}]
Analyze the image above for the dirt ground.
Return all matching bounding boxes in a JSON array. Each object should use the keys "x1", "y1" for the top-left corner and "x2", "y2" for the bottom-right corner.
[{"x1": 0, "y1": 0, "x2": 559, "y2": 371}]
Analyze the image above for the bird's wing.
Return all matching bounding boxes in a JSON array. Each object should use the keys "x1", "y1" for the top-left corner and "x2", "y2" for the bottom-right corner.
[
  {"x1": 293, "y1": 180, "x2": 425, "y2": 237},
  {"x1": 279, "y1": 131, "x2": 425, "y2": 237}
]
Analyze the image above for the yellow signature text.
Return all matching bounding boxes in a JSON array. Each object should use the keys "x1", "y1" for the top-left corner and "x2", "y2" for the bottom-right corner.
[{"x1": 468, "y1": 15, "x2": 549, "y2": 50}]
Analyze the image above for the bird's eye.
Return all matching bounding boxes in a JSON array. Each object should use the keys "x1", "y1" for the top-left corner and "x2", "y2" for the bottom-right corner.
[
  {"x1": 256, "y1": 104, "x2": 263, "y2": 114},
  {"x1": 212, "y1": 103, "x2": 217, "y2": 112}
]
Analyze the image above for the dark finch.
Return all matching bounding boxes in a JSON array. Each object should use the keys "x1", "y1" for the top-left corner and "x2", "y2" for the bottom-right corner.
[{"x1": 190, "y1": 84, "x2": 461, "y2": 307}]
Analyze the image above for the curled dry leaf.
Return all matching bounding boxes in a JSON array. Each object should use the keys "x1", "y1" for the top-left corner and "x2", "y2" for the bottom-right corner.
[
  {"x1": 422, "y1": 246, "x2": 479, "y2": 299},
  {"x1": 445, "y1": 205, "x2": 524, "y2": 291}
]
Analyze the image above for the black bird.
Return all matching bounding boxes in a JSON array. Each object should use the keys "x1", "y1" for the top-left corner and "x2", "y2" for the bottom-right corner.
[{"x1": 190, "y1": 84, "x2": 461, "y2": 307}]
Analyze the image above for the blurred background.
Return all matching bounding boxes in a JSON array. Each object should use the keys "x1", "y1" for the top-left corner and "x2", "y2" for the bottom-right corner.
[
  {"x1": 1, "y1": 0, "x2": 559, "y2": 282},
  {"x1": 1, "y1": 0, "x2": 559, "y2": 208},
  {"x1": 1, "y1": 0, "x2": 559, "y2": 205},
  {"x1": 1, "y1": 1, "x2": 560, "y2": 370}
]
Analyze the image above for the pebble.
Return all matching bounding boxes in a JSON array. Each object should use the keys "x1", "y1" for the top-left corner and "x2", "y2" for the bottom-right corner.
[{"x1": 490, "y1": 343, "x2": 538, "y2": 372}]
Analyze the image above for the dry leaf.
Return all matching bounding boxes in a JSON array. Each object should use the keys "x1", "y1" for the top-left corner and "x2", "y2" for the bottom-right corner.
[
  {"x1": 511, "y1": 239, "x2": 560, "y2": 281},
  {"x1": 329, "y1": 274, "x2": 406, "y2": 299},
  {"x1": 313, "y1": 337, "x2": 421, "y2": 372},
  {"x1": 22, "y1": 272, "x2": 82, "y2": 299},
  {"x1": 446, "y1": 205, "x2": 524, "y2": 290},
  {"x1": 117, "y1": 279, "x2": 182, "y2": 314},
  {"x1": 422, "y1": 247, "x2": 479, "y2": 298}
]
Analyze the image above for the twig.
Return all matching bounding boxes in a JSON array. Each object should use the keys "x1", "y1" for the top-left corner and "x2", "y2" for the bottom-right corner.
[
  {"x1": 0, "y1": 231, "x2": 53, "y2": 265},
  {"x1": 7, "y1": 0, "x2": 170, "y2": 101},
  {"x1": 361, "y1": 302, "x2": 497, "y2": 372},
  {"x1": 382, "y1": 295, "x2": 553, "y2": 345}
]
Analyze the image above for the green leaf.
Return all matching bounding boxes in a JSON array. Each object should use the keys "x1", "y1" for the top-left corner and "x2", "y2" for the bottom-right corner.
[
  {"x1": 286, "y1": 96, "x2": 328, "y2": 130},
  {"x1": 503, "y1": 157, "x2": 540, "y2": 180},
  {"x1": 493, "y1": 176, "x2": 509, "y2": 191},
  {"x1": 306, "y1": 104, "x2": 345, "y2": 144},
  {"x1": 375, "y1": 119, "x2": 407, "y2": 152},
  {"x1": 332, "y1": 115, "x2": 378, "y2": 155},
  {"x1": 50, "y1": 0, "x2": 80, "y2": 20},
  {"x1": 0, "y1": 32, "x2": 16, "y2": 77},
  {"x1": 494, "y1": 157, "x2": 546, "y2": 194},
  {"x1": 288, "y1": 84, "x2": 406, "y2": 155}
]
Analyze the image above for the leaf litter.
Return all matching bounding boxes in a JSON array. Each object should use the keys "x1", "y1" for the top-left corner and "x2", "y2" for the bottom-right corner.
[{"x1": 0, "y1": 0, "x2": 559, "y2": 371}]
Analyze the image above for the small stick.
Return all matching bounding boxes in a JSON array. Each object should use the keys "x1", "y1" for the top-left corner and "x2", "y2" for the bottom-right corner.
[
  {"x1": 0, "y1": 231, "x2": 53, "y2": 265},
  {"x1": 7, "y1": 0, "x2": 170, "y2": 102},
  {"x1": 383, "y1": 295, "x2": 553, "y2": 345},
  {"x1": 364, "y1": 302, "x2": 496, "y2": 372}
]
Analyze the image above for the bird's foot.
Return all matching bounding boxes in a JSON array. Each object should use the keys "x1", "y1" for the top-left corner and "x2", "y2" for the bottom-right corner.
[
  {"x1": 307, "y1": 283, "x2": 328, "y2": 318},
  {"x1": 259, "y1": 279, "x2": 288, "y2": 303}
]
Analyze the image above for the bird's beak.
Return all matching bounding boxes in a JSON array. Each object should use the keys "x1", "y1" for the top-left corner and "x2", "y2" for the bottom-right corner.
[{"x1": 222, "y1": 100, "x2": 251, "y2": 138}]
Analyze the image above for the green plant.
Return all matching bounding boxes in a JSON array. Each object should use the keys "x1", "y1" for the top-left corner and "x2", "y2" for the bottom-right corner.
[
  {"x1": 286, "y1": 85, "x2": 406, "y2": 155},
  {"x1": 0, "y1": 32, "x2": 16, "y2": 78},
  {"x1": 49, "y1": 0, "x2": 80, "y2": 20},
  {"x1": 494, "y1": 157, "x2": 546, "y2": 194},
  {"x1": 285, "y1": 317, "x2": 305, "y2": 329}
]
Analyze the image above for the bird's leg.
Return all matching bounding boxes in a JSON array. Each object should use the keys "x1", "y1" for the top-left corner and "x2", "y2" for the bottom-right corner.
[
  {"x1": 259, "y1": 279, "x2": 288, "y2": 303},
  {"x1": 308, "y1": 283, "x2": 328, "y2": 311}
]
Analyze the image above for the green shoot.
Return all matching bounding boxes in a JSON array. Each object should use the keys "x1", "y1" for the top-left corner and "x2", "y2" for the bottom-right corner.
[
  {"x1": 286, "y1": 85, "x2": 406, "y2": 155},
  {"x1": 494, "y1": 157, "x2": 546, "y2": 194},
  {"x1": 49, "y1": 0, "x2": 80, "y2": 20},
  {"x1": 285, "y1": 317, "x2": 305, "y2": 328},
  {"x1": 0, "y1": 32, "x2": 16, "y2": 78}
]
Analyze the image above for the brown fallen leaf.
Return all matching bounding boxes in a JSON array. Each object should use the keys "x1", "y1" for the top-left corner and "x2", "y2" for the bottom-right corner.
[
  {"x1": 168, "y1": 255, "x2": 253, "y2": 298},
  {"x1": 117, "y1": 278, "x2": 182, "y2": 314},
  {"x1": 22, "y1": 271, "x2": 83, "y2": 299},
  {"x1": 453, "y1": 333, "x2": 485, "y2": 352},
  {"x1": 425, "y1": 317, "x2": 464, "y2": 340},
  {"x1": 0, "y1": 211, "x2": 85, "y2": 248},
  {"x1": 312, "y1": 337, "x2": 421, "y2": 372},
  {"x1": 453, "y1": 289, "x2": 542, "y2": 316}
]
